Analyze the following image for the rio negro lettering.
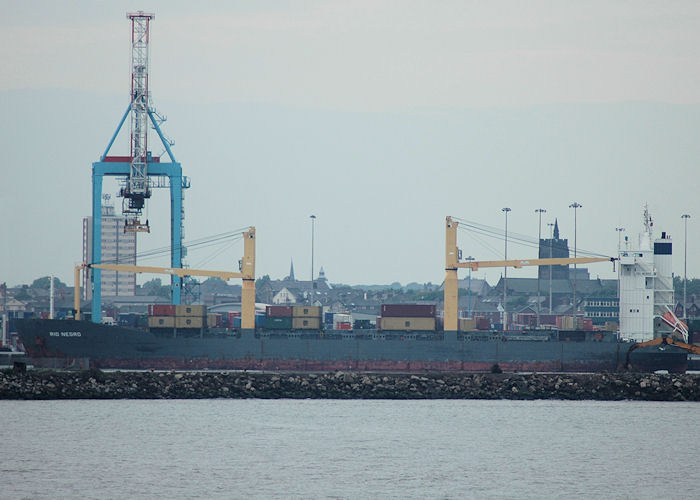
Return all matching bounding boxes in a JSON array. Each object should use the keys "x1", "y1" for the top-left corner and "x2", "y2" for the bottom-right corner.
[{"x1": 49, "y1": 331, "x2": 82, "y2": 337}]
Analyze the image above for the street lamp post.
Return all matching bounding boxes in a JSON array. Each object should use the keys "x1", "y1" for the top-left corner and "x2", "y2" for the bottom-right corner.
[
  {"x1": 535, "y1": 209, "x2": 546, "y2": 327},
  {"x1": 682, "y1": 214, "x2": 691, "y2": 320},
  {"x1": 569, "y1": 202, "x2": 582, "y2": 322},
  {"x1": 547, "y1": 222, "x2": 554, "y2": 314},
  {"x1": 502, "y1": 207, "x2": 511, "y2": 329},
  {"x1": 466, "y1": 255, "x2": 475, "y2": 319}
]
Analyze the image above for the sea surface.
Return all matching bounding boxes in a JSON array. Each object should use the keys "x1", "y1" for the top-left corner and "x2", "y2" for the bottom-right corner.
[{"x1": 1, "y1": 399, "x2": 697, "y2": 499}]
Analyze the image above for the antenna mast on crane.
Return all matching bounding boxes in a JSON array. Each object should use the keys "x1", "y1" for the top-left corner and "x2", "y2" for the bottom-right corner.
[{"x1": 120, "y1": 11, "x2": 155, "y2": 232}]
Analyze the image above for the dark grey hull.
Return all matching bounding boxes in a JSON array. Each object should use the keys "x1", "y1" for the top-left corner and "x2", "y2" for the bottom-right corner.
[{"x1": 14, "y1": 319, "x2": 688, "y2": 373}]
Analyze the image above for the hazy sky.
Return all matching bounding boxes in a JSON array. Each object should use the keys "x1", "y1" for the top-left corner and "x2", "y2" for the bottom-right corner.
[{"x1": 1, "y1": 1, "x2": 699, "y2": 288}]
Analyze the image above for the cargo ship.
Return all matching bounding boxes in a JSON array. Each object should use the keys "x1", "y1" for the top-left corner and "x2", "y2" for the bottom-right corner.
[
  {"x1": 13, "y1": 304, "x2": 690, "y2": 373},
  {"x1": 14, "y1": 15, "x2": 691, "y2": 374},
  {"x1": 14, "y1": 210, "x2": 697, "y2": 374}
]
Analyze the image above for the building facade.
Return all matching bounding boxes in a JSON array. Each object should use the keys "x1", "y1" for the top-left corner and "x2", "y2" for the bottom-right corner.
[
  {"x1": 538, "y1": 219, "x2": 570, "y2": 280},
  {"x1": 82, "y1": 198, "x2": 137, "y2": 299},
  {"x1": 583, "y1": 297, "x2": 619, "y2": 326}
]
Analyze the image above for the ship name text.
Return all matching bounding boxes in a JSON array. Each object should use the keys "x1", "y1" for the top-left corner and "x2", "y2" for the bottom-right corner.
[{"x1": 49, "y1": 331, "x2": 82, "y2": 337}]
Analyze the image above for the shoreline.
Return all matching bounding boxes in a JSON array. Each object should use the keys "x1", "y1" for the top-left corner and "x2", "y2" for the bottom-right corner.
[{"x1": 1, "y1": 370, "x2": 699, "y2": 401}]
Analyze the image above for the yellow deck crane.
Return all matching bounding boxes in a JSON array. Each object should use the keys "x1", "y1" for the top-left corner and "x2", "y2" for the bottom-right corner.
[
  {"x1": 74, "y1": 227, "x2": 257, "y2": 330},
  {"x1": 444, "y1": 217, "x2": 615, "y2": 332}
]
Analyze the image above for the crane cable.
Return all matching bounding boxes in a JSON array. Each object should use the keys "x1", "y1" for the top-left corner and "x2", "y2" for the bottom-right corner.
[
  {"x1": 96, "y1": 227, "x2": 250, "y2": 266},
  {"x1": 453, "y1": 216, "x2": 610, "y2": 259}
]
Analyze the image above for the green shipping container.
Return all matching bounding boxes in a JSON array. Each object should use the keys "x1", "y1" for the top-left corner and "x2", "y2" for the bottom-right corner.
[{"x1": 265, "y1": 316, "x2": 293, "y2": 329}]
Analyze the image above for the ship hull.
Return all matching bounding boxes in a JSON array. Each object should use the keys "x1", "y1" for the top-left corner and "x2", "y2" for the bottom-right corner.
[{"x1": 15, "y1": 319, "x2": 688, "y2": 373}]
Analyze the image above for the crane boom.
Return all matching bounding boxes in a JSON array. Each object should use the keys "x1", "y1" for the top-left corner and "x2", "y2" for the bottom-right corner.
[
  {"x1": 75, "y1": 227, "x2": 256, "y2": 330},
  {"x1": 87, "y1": 263, "x2": 246, "y2": 281},
  {"x1": 458, "y1": 256, "x2": 614, "y2": 271},
  {"x1": 444, "y1": 216, "x2": 616, "y2": 332}
]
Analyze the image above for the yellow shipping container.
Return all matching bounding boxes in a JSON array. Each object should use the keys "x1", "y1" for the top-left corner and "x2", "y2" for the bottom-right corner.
[
  {"x1": 207, "y1": 313, "x2": 218, "y2": 328},
  {"x1": 292, "y1": 306, "x2": 321, "y2": 318},
  {"x1": 148, "y1": 316, "x2": 175, "y2": 328},
  {"x1": 175, "y1": 305, "x2": 207, "y2": 317},
  {"x1": 459, "y1": 318, "x2": 477, "y2": 331},
  {"x1": 176, "y1": 316, "x2": 204, "y2": 329},
  {"x1": 604, "y1": 321, "x2": 619, "y2": 331},
  {"x1": 560, "y1": 316, "x2": 584, "y2": 330},
  {"x1": 292, "y1": 317, "x2": 321, "y2": 330},
  {"x1": 380, "y1": 317, "x2": 436, "y2": 331}
]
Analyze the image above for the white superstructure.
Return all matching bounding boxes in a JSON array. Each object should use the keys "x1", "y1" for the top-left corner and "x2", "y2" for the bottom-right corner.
[{"x1": 619, "y1": 206, "x2": 687, "y2": 342}]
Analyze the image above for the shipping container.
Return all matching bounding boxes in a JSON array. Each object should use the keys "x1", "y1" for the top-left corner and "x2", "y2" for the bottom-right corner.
[
  {"x1": 149, "y1": 304, "x2": 176, "y2": 317},
  {"x1": 292, "y1": 306, "x2": 322, "y2": 318},
  {"x1": 148, "y1": 316, "x2": 175, "y2": 328},
  {"x1": 293, "y1": 317, "x2": 321, "y2": 330},
  {"x1": 333, "y1": 313, "x2": 352, "y2": 324},
  {"x1": 227, "y1": 312, "x2": 241, "y2": 328},
  {"x1": 381, "y1": 304, "x2": 436, "y2": 318},
  {"x1": 175, "y1": 305, "x2": 206, "y2": 317},
  {"x1": 176, "y1": 316, "x2": 203, "y2": 329},
  {"x1": 266, "y1": 305, "x2": 293, "y2": 318},
  {"x1": 539, "y1": 314, "x2": 557, "y2": 326},
  {"x1": 353, "y1": 319, "x2": 372, "y2": 330},
  {"x1": 459, "y1": 318, "x2": 477, "y2": 331},
  {"x1": 379, "y1": 317, "x2": 436, "y2": 331},
  {"x1": 475, "y1": 317, "x2": 490, "y2": 330},
  {"x1": 604, "y1": 321, "x2": 619, "y2": 332},
  {"x1": 207, "y1": 313, "x2": 222, "y2": 328},
  {"x1": 334, "y1": 322, "x2": 352, "y2": 330},
  {"x1": 557, "y1": 316, "x2": 585, "y2": 330},
  {"x1": 255, "y1": 314, "x2": 265, "y2": 329},
  {"x1": 324, "y1": 311, "x2": 335, "y2": 324},
  {"x1": 265, "y1": 316, "x2": 293, "y2": 329},
  {"x1": 232, "y1": 317, "x2": 242, "y2": 329}
]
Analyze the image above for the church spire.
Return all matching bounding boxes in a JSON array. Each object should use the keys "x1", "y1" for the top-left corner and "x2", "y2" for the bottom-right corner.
[
  {"x1": 288, "y1": 259, "x2": 295, "y2": 281},
  {"x1": 553, "y1": 218, "x2": 560, "y2": 239}
]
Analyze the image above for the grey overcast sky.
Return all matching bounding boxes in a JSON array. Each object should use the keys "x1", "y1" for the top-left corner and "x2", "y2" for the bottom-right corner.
[{"x1": 1, "y1": 1, "x2": 699, "y2": 288}]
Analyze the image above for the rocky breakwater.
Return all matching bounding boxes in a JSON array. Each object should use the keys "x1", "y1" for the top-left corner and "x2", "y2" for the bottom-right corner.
[{"x1": 1, "y1": 370, "x2": 699, "y2": 400}]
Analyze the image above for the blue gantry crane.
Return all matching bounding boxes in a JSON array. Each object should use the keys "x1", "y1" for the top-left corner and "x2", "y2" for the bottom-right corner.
[{"x1": 90, "y1": 11, "x2": 189, "y2": 322}]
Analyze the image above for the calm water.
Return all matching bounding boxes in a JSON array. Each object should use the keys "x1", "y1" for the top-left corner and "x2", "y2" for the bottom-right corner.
[{"x1": 1, "y1": 399, "x2": 697, "y2": 499}]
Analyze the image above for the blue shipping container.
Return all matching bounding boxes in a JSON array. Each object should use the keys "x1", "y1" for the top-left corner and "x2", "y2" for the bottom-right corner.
[{"x1": 255, "y1": 314, "x2": 265, "y2": 328}]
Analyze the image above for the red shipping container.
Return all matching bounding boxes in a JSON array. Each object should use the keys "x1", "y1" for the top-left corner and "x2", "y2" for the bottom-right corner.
[
  {"x1": 226, "y1": 312, "x2": 241, "y2": 327},
  {"x1": 582, "y1": 318, "x2": 594, "y2": 331},
  {"x1": 539, "y1": 314, "x2": 557, "y2": 326},
  {"x1": 335, "y1": 322, "x2": 352, "y2": 330},
  {"x1": 381, "y1": 304, "x2": 436, "y2": 318},
  {"x1": 149, "y1": 304, "x2": 176, "y2": 316},
  {"x1": 476, "y1": 317, "x2": 490, "y2": 330},
  {"x1": 266, "y1": 305, "x2": 293, "y2": 317}
]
